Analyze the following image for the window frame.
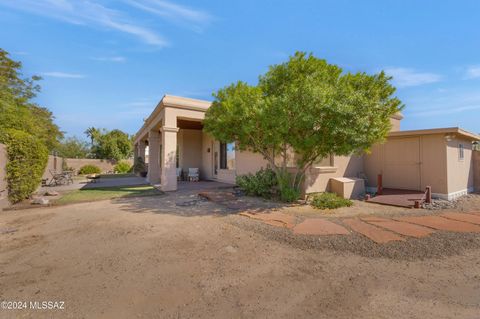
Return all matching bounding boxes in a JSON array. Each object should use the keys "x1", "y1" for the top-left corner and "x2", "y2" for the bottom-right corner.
[{"x1": 459, "y1": 143, "x2": 465, "y2": 161}]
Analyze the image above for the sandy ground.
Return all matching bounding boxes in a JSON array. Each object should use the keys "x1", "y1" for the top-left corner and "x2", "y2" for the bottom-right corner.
[{"x1": 1, "y1": 192, "x2": 480, "y2": 319}]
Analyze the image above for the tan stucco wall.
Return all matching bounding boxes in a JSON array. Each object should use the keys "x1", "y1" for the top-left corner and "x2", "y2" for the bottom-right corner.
[
  {"x1": 303, "y1": 155, "x2": 364, "y2": 194},
  {"x1": 178, "y1": 129, "x2": 202, "y2": 171},
  {"x1": 201, "y1": 132, "x2": 214, "y2": 180},
  {"x1": 474, "y1": 151, "x2": 480, "y2": 192},
  {"x1": 0, "y1": 143, "x2": 9, "y2": 209},
  {"x1": 364, "y1": 134, "x2": 451, "y2": 195},
  {"x1": 236, "y1": 149, "x2": 270, "y2": 176},
  {"x1": 446, "y1": 138, "x2": 474, "y2": 194},
  {"x1": 43, "y1": 156, "x2": 132, "y2": 178}
]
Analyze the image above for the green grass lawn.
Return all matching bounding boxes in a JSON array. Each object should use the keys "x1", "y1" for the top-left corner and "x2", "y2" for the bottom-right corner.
[{"x1": 55, "y1": 185, "x2": 162, "y2": 205}]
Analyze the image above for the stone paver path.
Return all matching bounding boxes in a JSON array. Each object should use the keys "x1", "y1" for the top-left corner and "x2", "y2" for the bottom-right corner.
[
  {"x1": 239, "y1": 212, "x2": 296, "y2": 229},
  {"x1": 440, "y1": 212, "x2": 480, "y2": 225},
  {"x1": 395, "y1": 216, "x2": 480, "y2": 233},
  {"x1": 343, "y1": 218, "x2": 405, "y2": 243},
  {"x1": 361, "y1": 216, "x2": 435, "y2": 238},
  {"x1": 293, "y1": 219, "x2": 350, "y2": 235},
  {"x1": 239, "y1": 211, "x2": 480, "y2": 245}
]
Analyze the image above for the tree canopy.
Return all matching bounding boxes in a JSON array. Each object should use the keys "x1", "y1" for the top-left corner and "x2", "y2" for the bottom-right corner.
[
  {"x1": 0, "y1": 48, "x2": 63, "y2": 150},
  {"x1": 204, "y1": 51, "x2": 403, "y2": 190},
  {"x1": 87, "y1": 128, "x2": 132, "y2": 161},
  {"x1": 56, "y1": 137, "x2": 90, "y2": 158}
]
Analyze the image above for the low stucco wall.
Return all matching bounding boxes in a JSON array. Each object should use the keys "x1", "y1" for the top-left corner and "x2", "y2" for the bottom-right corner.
[
  {"x1": 0, "y1": 143, "x2": 8, "y2": 209},
  {"x1": 43, "y1": 156, "x2": 133, "y2": 179},
  {"x1": 474, "y1": 151, "x2": 480, "y2": 192}
]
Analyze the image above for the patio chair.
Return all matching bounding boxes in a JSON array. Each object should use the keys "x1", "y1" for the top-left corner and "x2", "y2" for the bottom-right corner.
[
  {"x1": 176, "y1": 167, "x2": 183, "y2": 181},
  {"x1": 188, "y1": 168, "x2": 199, "y2": 182},
  {"x1": 48, "y1": 170, "x2": 67, "y2": 186}
]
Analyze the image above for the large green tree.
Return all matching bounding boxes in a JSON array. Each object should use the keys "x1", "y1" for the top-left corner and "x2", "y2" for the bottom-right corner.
[
  {"x1": 204, "y1": 52, "x2": 403, "y2": 191},
  {"x1": 56, "y1": 136, "x2": 90, "y2": 158},
  {"x1": 87, "y1": 128, "x2": 132, "y2": 161},
  {"x1": 0, "y1": 48, "x2": 63, "y2": 150}
]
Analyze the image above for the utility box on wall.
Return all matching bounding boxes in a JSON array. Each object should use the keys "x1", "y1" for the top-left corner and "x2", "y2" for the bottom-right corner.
[{"x1": 330, "y1": 177, "x2": 365, "y2": 199}]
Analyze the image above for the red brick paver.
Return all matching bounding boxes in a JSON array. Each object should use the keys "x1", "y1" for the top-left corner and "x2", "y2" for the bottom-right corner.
[
  {"x1": 440, "y1": 212, "x2": 480, "y2": 225},
  {"x1": 361, "y1": 217, "x2": 434, "y2": 238},
  {"x1": 343, "y1": 218, "x2": 405, "y2": 244},
  {"x1": 395, "y1": 216, "x2": 480, "y2": 233},
  {"x1": 293, "y1": 219, "x2": 350, "y2": 236}
]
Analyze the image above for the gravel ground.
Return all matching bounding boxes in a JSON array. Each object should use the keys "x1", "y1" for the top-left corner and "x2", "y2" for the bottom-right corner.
[{"x1": 1, "y1": 192, "x2": 480, "y2": 318}]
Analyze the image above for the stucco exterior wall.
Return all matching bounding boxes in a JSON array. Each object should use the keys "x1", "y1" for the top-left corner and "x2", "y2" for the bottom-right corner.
[
  {"x1": 178, "y1": 129, "x2": 202, "y2": 171},
  {"x1": 43, "y1": 156, "x2": 132, "y2": 179},
  {"x1": 446, "y1": 137, "x2": 474, "y2": 196},
  {"x1": 303, "y1": 155, "x2": 364, "y2": 194},
  {"x1": 0, "y1": 143, "x2": 8, "y2": 209},
  {"x1": 201, "y1": 132, "x2": 214, "y2": 180},
  {"x1": 235, "y1": 150, "x2": 269, "y2": 176},
  {"x1": 474, "y1": 151, "x2": 480, "y2": 192}
]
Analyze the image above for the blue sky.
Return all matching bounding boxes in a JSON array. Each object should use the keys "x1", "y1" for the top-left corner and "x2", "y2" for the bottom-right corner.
[{"x1": 1, "y1": 0, "x2": 479, "y2": 139}]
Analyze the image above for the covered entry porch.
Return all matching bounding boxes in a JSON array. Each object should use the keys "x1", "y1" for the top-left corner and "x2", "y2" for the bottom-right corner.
[{"x1": 133, "y1": 95, "x2": 236, "y2": 191}]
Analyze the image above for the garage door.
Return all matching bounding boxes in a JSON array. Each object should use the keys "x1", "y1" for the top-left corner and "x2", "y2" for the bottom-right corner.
[{"x1": 383, "y1": 137, "x2": 421, "y2": 191}]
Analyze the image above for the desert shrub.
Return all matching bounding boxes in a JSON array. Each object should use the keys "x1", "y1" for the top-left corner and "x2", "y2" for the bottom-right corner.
[
  {"x1": 310, "y1": 192, "x2": 353, "y2": 209},
  {"x1": 236, "y1": 168, "x2": 277, "y2": 198},
  {"x1": 132, "y1": 156, "x2": 147, "y2": 175},
  {"x1": 114, "y1": 161, "x2": 132, "y2": 174},
  {"x1": 276, "y1": 170, "x2": 300, "y2": 202},
  {"x1": 0, "y1": 129, "x2": 48, "y2": 203},
  {"x1": 78, "y1": 164, "x2": 101, "y2": 175}
]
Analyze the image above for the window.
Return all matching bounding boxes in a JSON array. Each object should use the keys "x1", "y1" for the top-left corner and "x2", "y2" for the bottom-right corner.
[
  {"x1": 314, "y1": 155, "x2": 333, "y2": 167},
  {"x1": 220, "y1": 142, "x2": 235, "y2": 169},
  {"x1": 459, "y1": 144, "x2": 464, "y2": 160}
]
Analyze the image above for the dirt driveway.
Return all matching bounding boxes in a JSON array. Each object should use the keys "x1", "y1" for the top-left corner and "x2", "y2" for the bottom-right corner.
[{"x1": 1, "y1": 192, "x2": 480, "y2": 318}]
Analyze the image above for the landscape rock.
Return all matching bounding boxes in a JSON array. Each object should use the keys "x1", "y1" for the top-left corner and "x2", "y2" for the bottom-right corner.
[{"x1": 31, "y1": 198, "x2": 49, "y2": 205}]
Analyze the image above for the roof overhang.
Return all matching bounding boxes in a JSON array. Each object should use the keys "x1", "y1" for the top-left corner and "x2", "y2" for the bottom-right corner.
[
  {"x1": 388, "y1": 127, "x2": 480, "y2": 141},
  {"x1": 134, "y1": 95, "x2": 212, "y2": 143}
]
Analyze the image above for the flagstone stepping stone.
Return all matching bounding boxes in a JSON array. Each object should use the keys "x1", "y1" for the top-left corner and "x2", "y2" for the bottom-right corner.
[
  {"x1": 239, "y1": 212, "x2": 296, "y2": 229},
  {"x1": 441, "y1": 212, "x2": 480, "y2": 225},
  {"x1": 360, "y1": 217, "x2": 434, "y2": 238},
  {"x1": 293, "y1": 219, "x2": 350, "y2": 235},
  {"x1": 343, "y1": 218, "x2": 404, "y2": 244},
  {"x1": 395, "y1": 215, "x2": 480, "y2": 233}
]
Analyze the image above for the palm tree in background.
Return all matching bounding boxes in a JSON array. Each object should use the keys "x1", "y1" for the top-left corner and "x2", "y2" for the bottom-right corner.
[{"x1": 84, "y1": 127, "x2": 100, "y2": 146}]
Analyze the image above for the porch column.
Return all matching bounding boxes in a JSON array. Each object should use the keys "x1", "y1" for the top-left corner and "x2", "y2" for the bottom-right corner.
[
  {"x1": 160, "y1": 126, "x2": 179, "y2": 191},
  {"x1": 147, "y1": 130, "x2": 161, "y2": 184},
  {"x1": 138, "y1": 140, "x2": 146, "y2": 161},
  {"x1": 133, "y1": 143, "x2": 139, "y2": 159}
]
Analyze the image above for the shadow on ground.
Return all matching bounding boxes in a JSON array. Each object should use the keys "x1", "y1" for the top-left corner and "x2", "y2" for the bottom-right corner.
[{"x1": 112, "y1": 186, "x2": 288, "y2": 217}]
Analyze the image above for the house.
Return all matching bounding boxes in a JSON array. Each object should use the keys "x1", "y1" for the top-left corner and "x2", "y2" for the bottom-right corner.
[{"x1": 134, "y1": 95, "x2": 480, "y2": 200}]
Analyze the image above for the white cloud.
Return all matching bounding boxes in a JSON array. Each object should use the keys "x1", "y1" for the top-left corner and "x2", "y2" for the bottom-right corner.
[
  {"x1": 0, "y1": 0, "x2": 168, "y2": 46},
  {"x1": 465, "y1": 66, "x2": 480, "y2": 79},
  {"x1": 410, "y1": 104, "x2": 480, "y2": 117},
  {"x1": 383, "y1": 67, "x2": 442, "y2": 87},
  {"x1": 42, "y1": 72, "x2": 86, "y2": 78},
  {"x1": 123, "y1": 0, "x2": 212, "y2": 32},
  {"x1": 91, "y1": 56, "x2": 127, "y2": 63}
]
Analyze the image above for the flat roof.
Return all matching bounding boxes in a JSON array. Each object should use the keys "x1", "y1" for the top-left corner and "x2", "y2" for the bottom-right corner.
[{"x1": 389, "y1": 127, "x2": 480, "y2": 141}]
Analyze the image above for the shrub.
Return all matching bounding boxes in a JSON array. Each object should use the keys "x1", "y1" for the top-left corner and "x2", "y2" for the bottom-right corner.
[
  {"x1": 0, "y1": 129, "x2": 48, "y2": 203},
  {"x1": 78, "y1": 164, "x2": 101, "y2": 175},
  {"x1": 132, "y1": 156, "x2": 147, "y2": 176},
  {"x1": 236, "y1": 168, "x2": 277, "y2": 198},
  {"x1": 114, "y1": 161, "x2": 132, "y2": 174},
  {"x1": 310, "y1": 192, "x2": 353, "y2": 209},
  {"x1": 276, "y1": 170, "x2": 300, "y2": 202}
]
